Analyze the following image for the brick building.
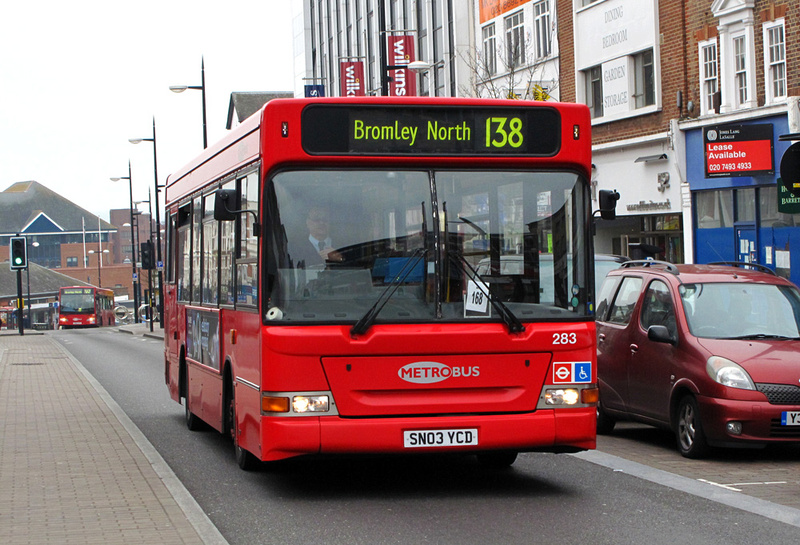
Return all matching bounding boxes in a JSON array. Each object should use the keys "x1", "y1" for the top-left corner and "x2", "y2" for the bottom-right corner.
[{"x1": 678, "y1": 1, "x2": 800, "y2": 282}]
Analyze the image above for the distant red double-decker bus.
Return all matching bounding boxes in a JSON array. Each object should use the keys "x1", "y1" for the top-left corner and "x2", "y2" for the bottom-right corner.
[
  {"x1": 58, "y1": 287, "x2": 115, "y2": 328},
  {"x1": 163, "y1": 97, "x2": 610, "y2": 469}
]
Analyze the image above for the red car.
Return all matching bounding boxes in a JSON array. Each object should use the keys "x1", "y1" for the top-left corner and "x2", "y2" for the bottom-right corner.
[{"x1": 595, "y1": 260, "x2": 800, "y2": 458}]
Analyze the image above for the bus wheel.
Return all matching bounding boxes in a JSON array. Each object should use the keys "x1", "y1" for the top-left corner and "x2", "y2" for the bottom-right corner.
[
  {"x1": 227, "y1": 384, "x2": 258, "y2": 471},
  {"x1": 185, "y1": 397, "x2": 203, "y2": 431},
  {"x1": 476, "y1": 451, "x2": 518, "y2": 469}
]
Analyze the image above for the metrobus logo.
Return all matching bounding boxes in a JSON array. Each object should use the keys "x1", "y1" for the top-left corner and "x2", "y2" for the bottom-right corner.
[{"x1": 398, "y1": 361, "x2": 480, "y2": 384}]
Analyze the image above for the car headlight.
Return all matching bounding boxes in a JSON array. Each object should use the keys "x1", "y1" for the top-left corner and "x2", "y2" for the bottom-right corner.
[{"x1": 706, "y1": 356, "x2": 755, "y2": 390}]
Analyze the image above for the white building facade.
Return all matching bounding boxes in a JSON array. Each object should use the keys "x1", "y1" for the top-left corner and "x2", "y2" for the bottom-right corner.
[{"x1": 292, "y1": 0, "x2": 476, "y2": 98}]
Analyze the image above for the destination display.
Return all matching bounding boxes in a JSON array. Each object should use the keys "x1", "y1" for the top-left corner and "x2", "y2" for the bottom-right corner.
[{"x1": 301, "y1": 105, "x2": 561, "y2": 156}]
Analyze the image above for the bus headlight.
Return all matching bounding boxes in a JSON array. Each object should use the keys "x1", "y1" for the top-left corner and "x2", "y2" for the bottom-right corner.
[
  {"x1": 292, "y1": 395, "x2": 330, "y2": 413},
  {"x1": 545, "y1": 388, "x2": 580, "y2": 405}
]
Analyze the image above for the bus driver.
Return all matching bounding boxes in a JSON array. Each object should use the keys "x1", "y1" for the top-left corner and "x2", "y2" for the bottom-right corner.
[{"x1": 294, "y1": 206, "x2": 343, "y2": 268}]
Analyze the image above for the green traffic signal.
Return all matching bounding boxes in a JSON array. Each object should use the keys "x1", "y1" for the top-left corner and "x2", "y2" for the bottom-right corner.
[{"x1": 9, "y1": 236, "x2": 27, "y2": 270}]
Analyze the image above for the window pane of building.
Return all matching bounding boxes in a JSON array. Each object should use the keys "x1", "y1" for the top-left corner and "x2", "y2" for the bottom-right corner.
[
  {"x1": 697, "y1": 190, "x2": 733, "y2": 229},
  {"x1": 505, "y1": 11, "x2": 525, "y2": 69},
  {"x1": 733, "y1": 35, "x2": 748, "y2": 104},
  {"x1": 482, "y1": 23, "x2": 496, "y2": 77},
  {"x1": 585, "y1": 66, "x2": 603, "y2": 118},
  {"x1": 767, "y1": 24, "x2": 786, "y2": 98},
  {"x1": 533, "y1": 1, "x2": 551, "y2": 59},
  {"x1": 634, "y1": 49, "x2": 654, "y2": 108},
  {"x1": 736, "y1": 188, "x2": 756, "y2": 222},
  {"x1": 701, "y1": 42, "x2": 718, "y2": 112}
]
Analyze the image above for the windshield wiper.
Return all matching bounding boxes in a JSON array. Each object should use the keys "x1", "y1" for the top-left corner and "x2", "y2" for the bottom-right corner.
[
  {"x1": 350, "y1": 248, "x2": 428, "y2": 337},
  {"x1": 448, "y1": 253, "x2": 525, "y2": 335},
  {"x1": 728, "y1": 334, "x2": 800, "y2": 341}
]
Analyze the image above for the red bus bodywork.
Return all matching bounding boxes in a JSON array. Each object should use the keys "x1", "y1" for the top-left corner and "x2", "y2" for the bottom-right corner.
[
  {"x1": 58, "y1": 286, "x2": 115, "y2": 328},
  {"x1": 164, "y1": 97, "x2": 598, "y2": 466}
]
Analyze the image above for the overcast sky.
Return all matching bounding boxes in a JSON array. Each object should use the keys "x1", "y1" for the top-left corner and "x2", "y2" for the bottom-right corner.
[{"x1": 0, "y1": 1, "x2": 295, "y2": 222}]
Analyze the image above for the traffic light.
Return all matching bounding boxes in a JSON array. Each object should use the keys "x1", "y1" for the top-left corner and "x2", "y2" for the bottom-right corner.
[
  {"x1": 9, "y1": 236, "x2": 27, "y2": 270},
  {"x1": 140, "y1": 240, "x2": 155, "y2": 270}
]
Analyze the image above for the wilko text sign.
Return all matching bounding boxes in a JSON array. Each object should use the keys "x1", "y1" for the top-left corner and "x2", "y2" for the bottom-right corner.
[
  {"x1": 339, "y1": 61, "x2": 365, "y2": 97},
  {"x1": 704, "y1": 124, "x2": 774, "y2": 177}
]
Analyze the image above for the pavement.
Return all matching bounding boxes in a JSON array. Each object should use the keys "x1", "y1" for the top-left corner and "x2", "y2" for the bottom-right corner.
[
  {"x1": 0, "y1": 324, "x2": 226, "y2": 545},
  {"x1": 2, "y1": 323, "x2": 800, "y2": 543}
]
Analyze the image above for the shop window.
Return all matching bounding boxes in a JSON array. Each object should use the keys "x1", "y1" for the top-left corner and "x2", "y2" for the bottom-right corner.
[
  {"x1": 736, "y1": 188, "x2": 755, "y2": 222},
  {"x1": 696, "y1": 190, "x2": 733, "y2": 229},
  {"x1": 760, "y1": 186, "x2": 798, "y2": 227}
]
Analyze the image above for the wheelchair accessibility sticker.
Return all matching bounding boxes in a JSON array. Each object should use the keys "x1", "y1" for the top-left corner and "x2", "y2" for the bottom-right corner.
[{"x1": 553, "y1": 362, "x2": 592, "y2": 384}]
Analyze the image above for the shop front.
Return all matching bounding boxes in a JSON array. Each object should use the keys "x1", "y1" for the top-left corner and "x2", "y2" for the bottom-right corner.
[
  {"x1": 682, "y1": 107, "x2": 800, "y2": 285},
  {"x1": 592, "y1": 134, "x2": 686, "y2": 263}
]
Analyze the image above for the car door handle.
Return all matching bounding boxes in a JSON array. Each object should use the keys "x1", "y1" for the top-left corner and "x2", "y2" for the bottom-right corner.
[
  {"x1": 630, "y1": 344, "x2": 639, "y2": 354},
  {"x1": 598, "y1": 333, "x2": 606, "y2": 343}
]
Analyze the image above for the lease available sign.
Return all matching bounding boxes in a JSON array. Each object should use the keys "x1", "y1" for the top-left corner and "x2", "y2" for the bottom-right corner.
[{"x1": 704, "y1": 124, "x2": 774, "y2": 177}]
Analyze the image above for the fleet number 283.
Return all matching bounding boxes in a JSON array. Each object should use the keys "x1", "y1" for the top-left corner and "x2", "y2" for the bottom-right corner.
[{"x1": 553, "y1": 332, "x2": 577, "y2": 344}]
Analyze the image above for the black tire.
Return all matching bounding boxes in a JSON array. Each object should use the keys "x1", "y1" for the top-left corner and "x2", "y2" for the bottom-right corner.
[
  {"x1": 476, "y1": 451, "x2": 518, "y2": 469},
  {"x1": 596, "y1": 397, "x2": 616, "y2": 435},
  {"x1": 676, "y1": 395, "x2": 709, "y2": 459},
  {"x1": 227, "y1": 382, "x2": 259, "y2": 471},
  {"x1": 185, "y1": 398, "x2": 203, "y2": 431}
]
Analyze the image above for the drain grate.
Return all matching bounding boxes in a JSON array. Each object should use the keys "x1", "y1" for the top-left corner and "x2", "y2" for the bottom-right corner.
[{"x1": 11, "y1": 362, "x2": 46, "y2": 366}]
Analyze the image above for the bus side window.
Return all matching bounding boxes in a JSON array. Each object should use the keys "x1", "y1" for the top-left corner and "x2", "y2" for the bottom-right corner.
[
  {"x1": 236, "y1": 171, "x2": 259, "y2": 307},
  {"x1": 220, "y1": 179, "x2": 236, "y2": 306}
]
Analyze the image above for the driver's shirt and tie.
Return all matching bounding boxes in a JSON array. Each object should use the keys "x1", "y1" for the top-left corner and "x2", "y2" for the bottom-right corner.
[{"x1": 311, "y1": 236, "x2": 332, "y2": 253}]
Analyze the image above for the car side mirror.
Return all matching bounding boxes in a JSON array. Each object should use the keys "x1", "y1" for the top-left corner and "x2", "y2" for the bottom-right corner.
[
  {"x1": 647, "y1": 324, "x2": 676, "y2": 345},
  {"x1": 214, "y1": 189, "x2": 239, "y2": 221}
]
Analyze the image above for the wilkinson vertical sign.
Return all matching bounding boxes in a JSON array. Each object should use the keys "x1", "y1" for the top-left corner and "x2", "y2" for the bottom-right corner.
[
  {"x1": 340, "y1": 61, "x2": 366, "y2": 97},
  {"x1": 387, "y1": 35, "x2": 416, "y2": 96},
  {"x1": 704, "y1": 124, "x2": 774, "y2": 177}
]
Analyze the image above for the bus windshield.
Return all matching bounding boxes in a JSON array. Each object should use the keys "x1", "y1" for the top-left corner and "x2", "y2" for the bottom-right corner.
[
  {"x1": 265, "y1": 169, "x2": 590, "y2": 325},
  {"x1": 60, "y1": 289, "x2": 95, "y2": 314}
]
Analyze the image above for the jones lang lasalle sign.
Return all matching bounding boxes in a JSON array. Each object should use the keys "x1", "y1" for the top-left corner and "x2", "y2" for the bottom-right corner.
[{"x1": 704, "y1": 124, "x2": 774, "y2": 178}]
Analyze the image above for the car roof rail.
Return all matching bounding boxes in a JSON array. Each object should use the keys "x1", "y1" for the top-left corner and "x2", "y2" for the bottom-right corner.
[
  {"x1": 707, "y1": 261, "x2": 777, "y2": 276},
  {"x1": 619, "y1": 259, "x2": 680, "y2": 274}
]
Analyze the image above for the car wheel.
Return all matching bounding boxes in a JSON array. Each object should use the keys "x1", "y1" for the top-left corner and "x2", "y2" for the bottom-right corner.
[
  {"x1": 596, "y1": 398, "x2": 616, "y2": 435},
  {"x1": 676, "y1": 395, "x2": 709, "y2": 459}
]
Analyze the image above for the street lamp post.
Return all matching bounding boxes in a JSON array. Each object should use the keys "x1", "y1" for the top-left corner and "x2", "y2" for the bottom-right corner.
[
  {"x1": 130, "y1": 118, "x2": 164, "y2": 328},
  {"x1": 111, "y1": 161, "x2": 140, "y2": 323},
  {"x1": 169, "y1": 56, "x2": 208, "y2": 149},
  {"x1": 134, "y1": 197, "x2": 154, "y2": 333},
  {"x1": 87, "y1": 249, "x2": 108, "y2": 286}
]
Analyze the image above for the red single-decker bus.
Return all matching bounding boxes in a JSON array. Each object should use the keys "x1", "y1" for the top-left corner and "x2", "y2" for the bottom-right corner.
[
  {"x1": 164, "y1": 97, "x2": 612, "y2": 469},
  {"x1": 58, "y1": 286, "x2": 115, "y2": 328}
]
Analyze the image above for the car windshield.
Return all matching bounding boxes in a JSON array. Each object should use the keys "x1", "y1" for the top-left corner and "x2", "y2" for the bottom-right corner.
[
  {"x1": 264, "y1": 168, "x2": 592, "y2": 325},
  {"x1": 681, "y1": 282, "x2": 800, "y2": 339}
]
